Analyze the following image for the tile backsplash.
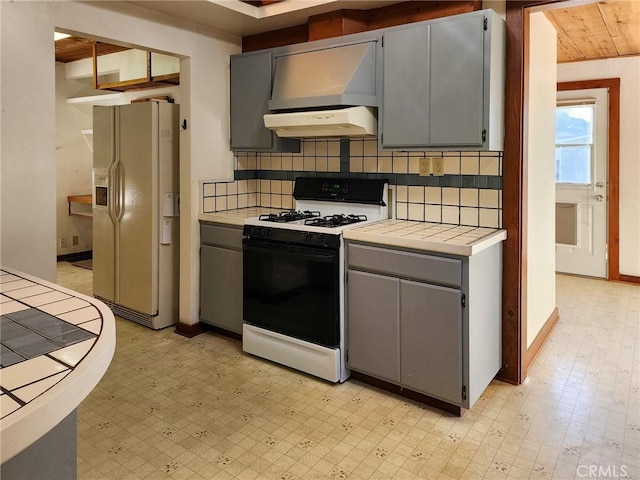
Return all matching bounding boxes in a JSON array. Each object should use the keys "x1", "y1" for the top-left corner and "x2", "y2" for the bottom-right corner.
[{"x1": 203, "y1": 139, "x2": 502, "y2": 228}]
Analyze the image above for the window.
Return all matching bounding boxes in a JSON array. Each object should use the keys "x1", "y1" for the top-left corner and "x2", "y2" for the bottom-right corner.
[{"x1": 555, "y1": 103, "x2": 595, "y2": 185}]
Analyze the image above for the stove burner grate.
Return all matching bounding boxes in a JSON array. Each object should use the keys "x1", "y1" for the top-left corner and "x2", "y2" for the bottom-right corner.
[
  {"x1": 304, "y1": 214, "x2": 368, "y2": 228},
  {"x1": 259, "y1": 210, "x2": 321, "y2": 223}
]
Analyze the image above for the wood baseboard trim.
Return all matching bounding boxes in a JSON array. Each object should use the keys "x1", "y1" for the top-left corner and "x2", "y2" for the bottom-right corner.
[
  {"x1": 175, "y1": 321, "x2": 205, "y2": 338},
  {"x1": 349, "y1": 370, "x2": 462, "y2": 416},
  {"x1": 56, "y1": 251, "x2": 93, "y2": 262},
  {"x1": 201, "y1": 323, "x2": 242, "y2": 341},
  {"x1": 618, "y1": 274, "x2": 640, "y2": 285},
  {"x1": 526, "y1": 307, "x2": 559, "y2": 369}
]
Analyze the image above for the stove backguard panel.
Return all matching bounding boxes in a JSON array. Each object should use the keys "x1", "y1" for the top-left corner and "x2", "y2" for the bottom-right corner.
[{"x1": 203, "y1": 138, "x2": 502, "y2": 229}]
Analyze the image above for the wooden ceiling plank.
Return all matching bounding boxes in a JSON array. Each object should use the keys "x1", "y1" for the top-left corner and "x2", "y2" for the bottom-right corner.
[
  {"x1": 572, "y1": 32, "x2": 620, "y2": 60},
  {"x1": 597, "y1": 0, "x2": 640, "y2": 56},
  {"x1": 552, "y1": 3, "x2": 610, "y2": 36},
  {"x1": 545, "y1": 10, "x2": 586, "y2": 63}
]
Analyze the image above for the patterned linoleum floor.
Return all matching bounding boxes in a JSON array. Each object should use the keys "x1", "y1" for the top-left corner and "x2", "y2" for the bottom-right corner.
[{"x1": 56, "y1": 262, "x2": 640, "y2": 480}]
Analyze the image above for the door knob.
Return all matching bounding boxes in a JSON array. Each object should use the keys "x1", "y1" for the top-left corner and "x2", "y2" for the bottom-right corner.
[
  {"x1": 595, "y1": 182, "x2": 605, "y2": 189},
  {"x1": 595, "y1": 195, "x2": 604, "y2": 202}
]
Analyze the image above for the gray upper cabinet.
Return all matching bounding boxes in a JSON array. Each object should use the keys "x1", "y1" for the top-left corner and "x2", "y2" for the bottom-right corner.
[
  {"x1": 229, "y1": 50, "x2": 299, "y2": 152},
  {"x1": 380, "y1": 10, "x2": 504, "y2": 151}
]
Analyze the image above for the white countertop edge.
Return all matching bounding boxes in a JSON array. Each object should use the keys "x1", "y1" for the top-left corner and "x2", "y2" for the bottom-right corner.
[
  {"x1": 343, "y1": 228, "x2": 507, "y2": 256},
  {"x1": 199, "y1": 208, "x2": 284, "y2": 226},
  {"x1": 0, "y1": 267, "x2": 116, "y2": 464},
  {"x1": 198, "y1": 212, "x2": 246, "y2": 226}
]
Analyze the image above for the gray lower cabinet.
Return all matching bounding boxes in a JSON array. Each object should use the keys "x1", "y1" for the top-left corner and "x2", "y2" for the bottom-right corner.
[
  {"x1": 348, "y1": 270, "x2": 400, "y2": 384},
  {"x1": 230, "y1": 50, "x2": 299, "y2": 153},
  {"x1": 346, "y1": 241, "x2": 502, "y2": 409},
  {"x1": 400, "y1": 280, "x2": 462, "y2": 405},
  {"x1": 380, "y1": 10, "x2": 504, "y2": 151},
  {"x1": 199, "y1": 222, "x2": 243, "y2": 334}
]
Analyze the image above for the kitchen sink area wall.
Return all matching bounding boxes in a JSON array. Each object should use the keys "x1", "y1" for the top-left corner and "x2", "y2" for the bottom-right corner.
[{"x1": 202, "y1": 138, "x2": 502, "y2": 229}]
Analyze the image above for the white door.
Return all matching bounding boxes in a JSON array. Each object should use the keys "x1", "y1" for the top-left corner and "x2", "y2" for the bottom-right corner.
[{"x1": 555, "y1": 88, "x2": 608, "y2": 278}]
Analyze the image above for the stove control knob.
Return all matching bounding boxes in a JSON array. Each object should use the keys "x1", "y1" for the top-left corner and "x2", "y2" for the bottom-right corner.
[{"x1": 257, "y1": 226, "x2": 271, "y2": 238}]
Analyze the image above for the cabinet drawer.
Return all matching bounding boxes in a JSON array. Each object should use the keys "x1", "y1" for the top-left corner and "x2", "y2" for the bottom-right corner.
[
  {"x1": 200, "y1": 223, "x2": 243, "y2": 250},
  {"x1": 348, "y1": 243, "x2": 462, "y2": 288}
]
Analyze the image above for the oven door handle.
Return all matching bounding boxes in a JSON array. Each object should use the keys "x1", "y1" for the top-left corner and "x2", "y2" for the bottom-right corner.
[{"x1": 243, "y1": 240, "x2": 336, "y2": 262}]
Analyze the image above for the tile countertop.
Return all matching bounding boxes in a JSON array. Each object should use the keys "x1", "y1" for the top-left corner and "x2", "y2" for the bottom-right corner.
[
  {"x1": 0, "y1": 267, "x2": 115, "y2": 464},
  {"x1": 343, "y1": 220, "x2": 507, "y2": 256},
  {"x1": 199, "y1": 207, "x2": 284, "y2": 226}
]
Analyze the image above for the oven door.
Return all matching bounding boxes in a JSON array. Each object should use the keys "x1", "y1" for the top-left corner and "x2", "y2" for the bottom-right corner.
[{"x1": 243, "y1": 238, "x2": 339, "y2": 348}]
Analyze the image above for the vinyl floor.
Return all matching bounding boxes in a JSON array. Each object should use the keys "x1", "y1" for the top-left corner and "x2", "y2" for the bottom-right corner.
[{"x1": 55, "y1": 262, "x2": 640, "y2": 479}]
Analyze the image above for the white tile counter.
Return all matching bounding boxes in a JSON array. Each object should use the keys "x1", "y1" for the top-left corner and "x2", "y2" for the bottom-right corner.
[
  {"x1": 343, "y1": 220, "x2": 507, "y2": 256},
  {"x1": 0, "y1": 267, "x2": 115, "y2": 465},
  {"x1": 199, "y1": 207, "x2": 284, "y2": 226}
]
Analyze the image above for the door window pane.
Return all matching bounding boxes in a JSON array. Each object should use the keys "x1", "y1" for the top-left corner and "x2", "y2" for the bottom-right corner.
[
  {"x1": 556, "y1": 105, "x2": 593, "y2": 144},
  {"x1": 555, "y1": 104, "x2": 594, "y2": 185},
  {"x1": 555, "y1": 145, "x2": 591, "y2": 184}
]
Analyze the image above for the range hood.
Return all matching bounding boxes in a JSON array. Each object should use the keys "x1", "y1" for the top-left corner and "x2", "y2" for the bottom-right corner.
[
  {"x1": 264, "y1": 106, "x2": 377, "y2": 138},
  {"x1": 263, "y1": 41, "x2": 378, "y2": 138}
]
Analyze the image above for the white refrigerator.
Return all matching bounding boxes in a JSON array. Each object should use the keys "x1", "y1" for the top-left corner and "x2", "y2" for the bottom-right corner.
[{"x1": 92, "y1": 102, "x2": 179, "y2": 329}]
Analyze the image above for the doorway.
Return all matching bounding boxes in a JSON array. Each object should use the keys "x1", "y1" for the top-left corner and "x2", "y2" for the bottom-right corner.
[
  {"x1": 557, "y1": 79, "x2": 621, "y2": 282},
  {"x1": 555, "y1": 88, "x2": 608, "y2": 278}
]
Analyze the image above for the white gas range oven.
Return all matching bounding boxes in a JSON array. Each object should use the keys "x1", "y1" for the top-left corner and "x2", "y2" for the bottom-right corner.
[{"x1": 242, "y1": 177, "x2": 388, "y2": 382}]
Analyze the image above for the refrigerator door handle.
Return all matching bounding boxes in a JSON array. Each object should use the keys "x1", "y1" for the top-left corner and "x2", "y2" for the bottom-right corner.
[
  {"x1": 107, "y1": 152, "x2": 118, "y2": 225},
  {"x1": 116, "y1": 163, "x2": 125, "y2": 222}
]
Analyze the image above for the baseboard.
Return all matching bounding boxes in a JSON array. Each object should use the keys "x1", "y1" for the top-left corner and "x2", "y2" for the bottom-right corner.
[
  {"x1": 175, "y1": 321, "x2": 205, "y2": 338},
  {"x1": 526, "y1": 307, "x2": 559, "y2": 369},
  {"x1": 201, "y1": 323, "x2": 242, "y2": 341},
  {"x1": 57, "y1": 251, "x2": 93, "y2": 262},
  {"x1": 349, "y1": 370, "x2": 462, "y2": 416},
  {"x1": 618, "y1": 274, "x2": 640, "y2": 285}
]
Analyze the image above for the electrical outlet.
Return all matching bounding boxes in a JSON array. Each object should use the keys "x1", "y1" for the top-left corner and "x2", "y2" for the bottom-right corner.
[
  {"x1": 432, "y1": 157, "x2": 445, "y2": 176},
  {"x1": 419, "y1": 158, "x2": 431, "y2": 176},
  {"x1": 60, "y1": 237, "x2": 67, "y2": 249},
  {"x1": 72, "y1": 235, "x2": 79, "y2": 246}
]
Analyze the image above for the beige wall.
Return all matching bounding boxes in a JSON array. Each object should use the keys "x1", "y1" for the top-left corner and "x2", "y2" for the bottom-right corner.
[
  {"x1": 526, "y1": 12, "x2": 557, "y2": 348},
  {"x1": 0, "y1": 1, "x2": 240, "y2": 326},
  {"x1": 557, "y1": 57, "x2": 640, "y2": 278}
]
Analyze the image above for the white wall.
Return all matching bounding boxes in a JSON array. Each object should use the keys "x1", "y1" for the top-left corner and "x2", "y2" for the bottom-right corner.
[
  {"x1": 55, "y1": 63, "x2": 95, "y2": 257},
  {"x1": 527, "y1": 12, "x2": 557, "y2": 348},
  {"x1": 558, "y1": 57, "x2": 640, "y2": 278},
  {"x1": 0, "y1": 1, "x2": 240, "y2": 326}
]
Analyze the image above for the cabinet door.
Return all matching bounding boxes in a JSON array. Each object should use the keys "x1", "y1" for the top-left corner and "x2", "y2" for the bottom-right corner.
[
  {"x1": 230, "y1": 51, "x2": 274, "y2": 150},
  {"x1": 400, "y1": 279, "x2": 462, "y2": 404},
  {"x1": 200, "y1": 245, "x2": 243, "y2": 334},
  {"x1": 428, "y1": 14, "x2": 485, "y2": 147},
  {"x1": 381, "y1": 25, "x2": 430, "y2": 149},
  {"x1": 347, "y1": 270, "x2": 400, "y2": 383},
  {"x1": 381, "y1": 13, "x2": 486, "y2": 149}
]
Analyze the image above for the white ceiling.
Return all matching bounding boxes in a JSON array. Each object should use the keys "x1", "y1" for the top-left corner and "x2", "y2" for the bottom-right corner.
[{"x1": 126, "y1": 0, "x2": 402, "y2": 37}]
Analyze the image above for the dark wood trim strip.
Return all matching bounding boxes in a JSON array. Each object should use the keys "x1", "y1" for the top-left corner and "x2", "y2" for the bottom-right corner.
[
  {"x1": 242, "y1": 1, "x2": 481, "y2": 52},
  {"x1": 500, "y1": 0, "x2": 565, "y2": 385},
  {"x1": 557, "y1": 78, "x2": 621, "y2": 282},
  {"x1": 175, "y1": 321, "x2": 205, "y2": 338},
  {"x1": 498, "y1": 2, "x2": 527, "y2": 385},
  {"x1": 526, "y1": 307, "x2": 559, "y2": 368},
  {"x1": 618, "y1": 275, "x2": 640, "y2": 285},
  {"x1": 349, "y1": 370, "x2": 463, "y2": 416}
]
